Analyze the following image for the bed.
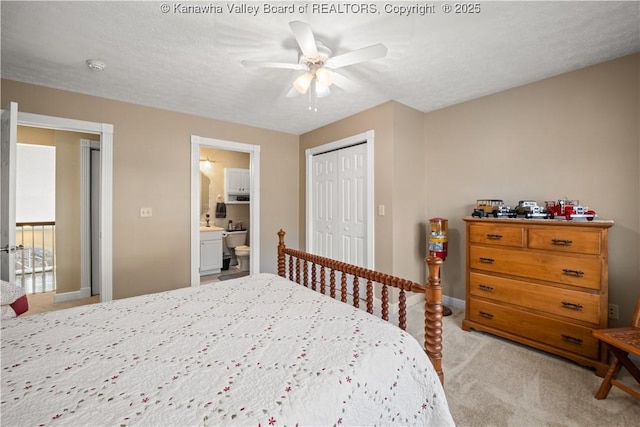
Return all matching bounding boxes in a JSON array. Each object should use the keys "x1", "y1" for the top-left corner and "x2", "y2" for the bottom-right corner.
[
  {"x1": 1, "y1": 280, "x2": 29, "y2": 319},
  {"x1": 1, "y1": 230, "x2": 453, "y2": 426}
]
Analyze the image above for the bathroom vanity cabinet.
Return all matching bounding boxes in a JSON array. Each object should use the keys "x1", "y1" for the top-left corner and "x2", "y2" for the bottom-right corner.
[{"x1": 200, "y1": 229, "x2": 223, "y2": 275}]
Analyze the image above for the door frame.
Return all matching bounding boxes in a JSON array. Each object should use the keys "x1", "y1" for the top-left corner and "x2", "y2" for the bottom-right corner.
[
  {"x1": 17, "y1": 112, "x2": 114, "y2": 302},
  {"x1": 190, "y1": 135, "x2": 261, "y2": 286},
  {"x1": 80, "y1": 139, "x2": 101, "y2": 297},
  {"x1": 1, "y1": 103, "x2": 18, "y2": 284},
  {"x1": 305, "y1": 130, "x2": 375, "y2": 269}
]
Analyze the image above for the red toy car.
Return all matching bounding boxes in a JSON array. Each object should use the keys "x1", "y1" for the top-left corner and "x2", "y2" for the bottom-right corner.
[{"x1": 544, "y1": 199, "x2": 596, "y2": 221}]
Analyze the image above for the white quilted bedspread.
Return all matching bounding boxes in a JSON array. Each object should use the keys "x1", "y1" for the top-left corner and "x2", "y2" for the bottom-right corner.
[{"x1": 1, "y1": 273, "x2": 454, "y2": 426}]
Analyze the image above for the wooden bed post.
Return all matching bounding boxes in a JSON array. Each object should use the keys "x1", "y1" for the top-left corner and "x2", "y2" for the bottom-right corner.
[
  {"x1": 277, "y1": 229, "x2": 286, "y2": 277},
  {"x1": 425, "y1": 256, "x2": 444, "y2": 384}
]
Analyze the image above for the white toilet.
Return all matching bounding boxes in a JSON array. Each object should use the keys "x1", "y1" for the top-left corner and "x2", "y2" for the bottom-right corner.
[
  {"x1": 234, "y1": 245, "x2": 251, "y2": 272},
  {"x1": 223, "y1": 230, "x2": 250, "y2": 272}
]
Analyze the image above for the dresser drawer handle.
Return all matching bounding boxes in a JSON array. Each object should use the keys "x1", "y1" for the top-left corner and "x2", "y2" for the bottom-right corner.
[
  {"x1": 561, "y1": 301, "x2": 583, "y2": 311},
  {"x1": 486, "y1": 234, "x2": 503, "y2": 240},
  {"x1": 562, "y1": 268, "x2": 584, "y2": 278},
  {"x1": 552, "y1": 239, "x2": 573, "y2": 246},
  {"x1": 479, "y1": 257, "x2": 495, "y2": 264},
  {"x1": 478, "y1": 284, "x2": 494, "y2": 292},
  {"x1": 479, "y1": 311, "x2": 494, "y2": 319},
  {"x1": 561, "y1": 334, "x2": 583, "y2": 345}
]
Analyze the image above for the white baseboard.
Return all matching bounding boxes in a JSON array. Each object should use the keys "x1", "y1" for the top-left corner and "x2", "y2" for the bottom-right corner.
[
  {"x1": 402, "y1": 293, "x2": 466, "y2": 312},
  {"x1": 444, "y1": 295, "x2": 466, "y2": 311},
  {"x1": 405, "y1": 291, "x2": 423, "y2": 308},
  {"x1": 53, "y1": 287, "x2": 92, "y2": 303}
]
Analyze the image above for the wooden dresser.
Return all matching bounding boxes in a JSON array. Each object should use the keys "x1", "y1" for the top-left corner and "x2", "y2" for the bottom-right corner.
[{"x1": 462, "y1": 217, "x2": 614, "y2": 375}]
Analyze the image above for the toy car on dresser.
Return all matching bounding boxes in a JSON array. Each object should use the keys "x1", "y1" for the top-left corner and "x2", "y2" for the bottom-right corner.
[
  {"x1": 544, "y1": 199, "x2": 597, "y2": 221},
  {"x1": 471, "y1": 199, "x2": 517, "y2": 218},
  {"x1": 514, "y1": 200, "x2": 552, "y2": 219}
]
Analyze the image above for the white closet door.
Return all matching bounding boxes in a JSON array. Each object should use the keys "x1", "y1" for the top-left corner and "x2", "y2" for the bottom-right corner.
[
  {"x1": 311, "y1": 151, "x2": 338, "y2": 258},
  {"x1": 338, "y1": 144, "x2": 366, "y2": 266},
  {"x1": 311, "y1": 143, "x2": 367, "y2": 299}
]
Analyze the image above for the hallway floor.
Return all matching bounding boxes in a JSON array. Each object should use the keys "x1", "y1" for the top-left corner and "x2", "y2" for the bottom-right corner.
[{"x1": 25, "y1": 292, "x2": 100, "y2": 316}]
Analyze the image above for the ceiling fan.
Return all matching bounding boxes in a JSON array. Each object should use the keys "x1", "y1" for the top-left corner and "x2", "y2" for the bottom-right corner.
[{"x1": 241, "y1": 21, "x2": 387, "y2": 102}]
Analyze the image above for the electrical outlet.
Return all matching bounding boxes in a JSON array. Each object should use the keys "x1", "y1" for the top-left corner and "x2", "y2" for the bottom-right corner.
[
  {"x1": 140, "y1": 207, "x2": 153, "y2": 218},
  {"x1": 608, "y1": 304, "x2": 619, "y2": 320}
]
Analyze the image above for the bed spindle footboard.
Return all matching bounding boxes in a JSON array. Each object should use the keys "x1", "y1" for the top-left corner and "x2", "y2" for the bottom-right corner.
[{"x1": 277, "y1": 229, "x2": 445, "y2": 384}]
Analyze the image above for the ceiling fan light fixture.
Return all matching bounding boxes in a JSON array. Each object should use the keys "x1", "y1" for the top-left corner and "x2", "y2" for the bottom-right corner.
[
  {"x1": 315, "y1": 67, "x2": 333, "y2": 87},
  {"x1": 294, "y1": 72, "x2": 313, "y2": 94},
  {"x1": 315, "y1": 81, "x2": 331, "y2": 98}
]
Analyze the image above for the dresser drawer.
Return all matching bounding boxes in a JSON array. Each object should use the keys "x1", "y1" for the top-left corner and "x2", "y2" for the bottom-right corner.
[
  {"x1": 469, "y1": 224, "x2": 524, "y2": 247},
  {"x1": 469, "y1": 246, "x2": 601, "y2": 290},
  {"x1": 469, "y1": 272, "x2": 601, "y2": 324},
  {"x1": 528, "y1": 228, "x2": 601, "y2": 255},
  {"x1": 468, "y1": 298, "x2": 600, "y2": 359}
]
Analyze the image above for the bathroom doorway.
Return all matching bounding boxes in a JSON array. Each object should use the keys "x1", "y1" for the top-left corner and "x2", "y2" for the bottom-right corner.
[
  {"x1": 199, "y1": 146, "x2": 250, "y2": 282},
  {"x1": 189, "y1": 136, "x2": 260, "y2": 287}
]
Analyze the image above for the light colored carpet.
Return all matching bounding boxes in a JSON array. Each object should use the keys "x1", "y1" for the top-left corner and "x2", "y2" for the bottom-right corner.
[{"x1": 406, "y1": 308, "x2": 640, "y2": 426}]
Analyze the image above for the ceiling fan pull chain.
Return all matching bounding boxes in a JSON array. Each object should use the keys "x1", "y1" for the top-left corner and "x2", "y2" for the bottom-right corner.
[{"x1": 313, "y1": 81, "x2": 318, "y2": 112}]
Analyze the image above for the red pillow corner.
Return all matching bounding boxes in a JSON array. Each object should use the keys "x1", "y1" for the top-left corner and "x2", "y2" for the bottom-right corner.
[{"x1": 10, "y1": 294, "x2": 29, "y2": 316}]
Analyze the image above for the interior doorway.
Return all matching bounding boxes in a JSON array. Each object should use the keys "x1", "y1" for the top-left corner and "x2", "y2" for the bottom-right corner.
[
  {"x1": 1, "y1": 103, "x2": 114, "y2": 302},
  {"x1": 190, "y1": 135, "x2": 261, "y2": 286}
]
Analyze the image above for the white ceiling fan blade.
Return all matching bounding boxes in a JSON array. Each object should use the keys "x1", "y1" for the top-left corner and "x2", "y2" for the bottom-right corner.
[
  {"x1": 289, "y1": 21, "x2": 318, "y2": 58},
  {"x1": 326, "y1": 43, "x2": 387, "y2": 69},
  {"x1": 241, "y1": 60, "x2": 306, "y2": 70},
  {"x1": 286, "y1": 86, "x2": 301, "y2": 98},
  {"x1": 331, "y1": 72, "x2": 362, "y2": 93}
]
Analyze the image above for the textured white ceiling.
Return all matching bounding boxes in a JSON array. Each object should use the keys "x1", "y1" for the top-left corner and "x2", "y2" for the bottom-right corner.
[{"x1": 1, "y1": 1, "x2": 639, "y2": 135}]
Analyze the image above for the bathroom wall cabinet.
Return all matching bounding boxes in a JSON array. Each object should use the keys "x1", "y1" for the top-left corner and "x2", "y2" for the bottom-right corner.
[
  {"x1": 224, "y1": 168, "x2": 250, "y2": 204},
  {"x1": 462, "y1": 217, "x2": 613, "y2": 375},
  {"x1": 200, "y1": 230, "x2": 222, "y2": 275}
]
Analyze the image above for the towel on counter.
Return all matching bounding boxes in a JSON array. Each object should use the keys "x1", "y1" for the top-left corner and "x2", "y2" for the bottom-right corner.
[{"x1": 215, "y1": 202, "x2": 227, "y2": 218}]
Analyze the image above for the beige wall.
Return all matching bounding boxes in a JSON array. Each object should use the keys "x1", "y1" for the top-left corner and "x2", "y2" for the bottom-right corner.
[
  {"x1": 4, "y1": 53, "x2": 638, "y2": 324},
  {"x1": 392, "y1": 103, "x2": 427, "y2": 284},
  {"x1": 300, "y1": 102, "x2": 396, "y2": 276},
  {"x1": 300, "y1": 54, "x2": 638, "y2": 325},
  {"x1": 424, "y1": 53, "x2": 640, "y2": 326},
  {"x1": 299, "y1": 101, "x2": 426, "y2": 305},
  {"x1": 3, "y1": 80, "x2": 299, "y2": 299},
  {"x1": 17, "y1": 126, "x2": 55, "y2": 146}
]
